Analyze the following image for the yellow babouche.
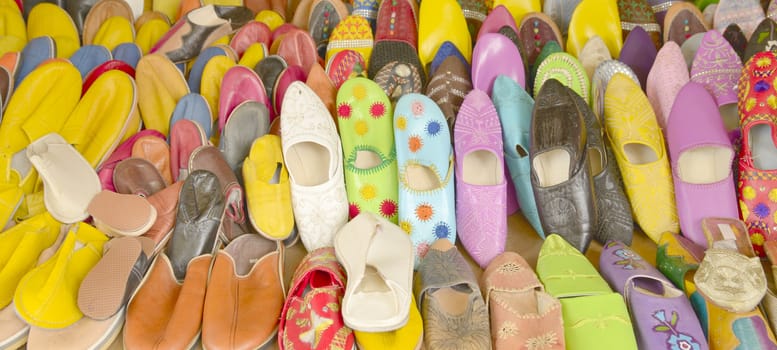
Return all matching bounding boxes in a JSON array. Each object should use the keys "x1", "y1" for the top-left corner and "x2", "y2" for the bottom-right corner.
[
  {"x1": 418, "y1": 0, "x2": 472, "y2": 71},
  {"x1": 566, "y1": 0, "x2": 622, "y2": 58}
]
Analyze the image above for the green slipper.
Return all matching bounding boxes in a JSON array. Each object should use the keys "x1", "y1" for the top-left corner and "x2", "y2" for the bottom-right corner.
[
  {"x1": 560, "y1": 293, "x2": 638, "y2": 349},
  {"x1": 336, "y1": 77, "x2": 398, "y2": 223},
  {"x1": 536, "y1": 234, "x2": 611, "y2": 298}
]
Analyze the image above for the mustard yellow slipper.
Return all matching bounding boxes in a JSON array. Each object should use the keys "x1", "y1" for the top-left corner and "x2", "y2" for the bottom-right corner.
[
  {"x1": 60, "y1": 70, "x2": 141, "y2": 169},
  {"x1": 0, "y1": 212, "x2": 61, "y2": 309},
  {"x1": 0, "y1": 5, "x2": 25, "y2": 57},
  {"x1": 354, "y1": 295, "x2": 423, "y2": 349},
  {"x1": 92, "y1": 16, "x2": 135, "y2": 52},
  {"x1": 200, "y1": 54, "x2": 236, "y2": 125},
  {"x1": 14, "y1": 223, "x2": 108, "y2": 329},
  {"x1": 135, "y1": 16, "x2": 170, "y2": 54},
  {"x1": 135, "y1": 53, "x2": 190, "y2": 136},
  {"x1": 26, "y1": 3, "x2": 80, "y2": 58},
  {"x1": 418, "y1": 0, "x2": 472, "y2": 72}
]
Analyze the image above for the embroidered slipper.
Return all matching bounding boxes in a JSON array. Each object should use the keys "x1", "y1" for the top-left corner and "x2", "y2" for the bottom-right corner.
[
  {"x1": 537, "y1": 234, "x2": 638, "y2": 349},
  {"x1": 600, "y1": 241, "x2": 708, "y2": 350},
  {"x1": 414, "y1": 239, "x2": 491, "y2": 349},
  {"x1": 481, "y1": 251, "x2": 564, "y2": 349},
  {"x1": 326, "y1": 49, "x2": 367, "y2": 89},
  {"x1": 425, "y1": 54, "x2": 472, "y2": 133},
  {"x1": 308, "y1": 0, "x2": 349, "y2": 59},
  {"x1": 326, "y1": 15, "x2": 374, "y2": 70},
  {"x1": 278, "y1": 247, "x2": 356, "y2": 349},
  {"x1": 336, "y1": 77, "x2": 399, "y2": 222},
  {"x1": 618, "y1": 0, "x2": 661, "y2": 49},
  {"x1": 533, "y1": 52, "x2": 589, "y2": 102},
  {"x1": 394, "y1": 94, "x2": 456, "y2": 266},
  {"x1": 518, "y1": 12, "x2": 563, "y2": 68},
  {"x1": 701, "y1": 217, "x2": 756, "y2": 257}
]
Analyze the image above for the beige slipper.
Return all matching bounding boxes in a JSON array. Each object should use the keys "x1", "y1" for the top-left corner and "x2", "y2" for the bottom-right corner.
[{"x1": 87, "y1": 190, "x2": 157, "y2": 237}]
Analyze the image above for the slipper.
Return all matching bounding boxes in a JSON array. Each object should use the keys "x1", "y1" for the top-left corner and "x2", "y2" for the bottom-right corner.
[
  {"x1": 91, "y1": 15, "x2": 135, "y2": 52},
  {"x1": 472, "y1": 33, "x2": 526, "y2": 95},
  {"x1": 82, "y1": 60, "x2": 137, "y2": 96},
  {"x1": 237, "y1": 42, "x2": 268, "y2": 70},
  {"x1": 618, "y1": 0, "x2": 661, "y2": 50},
  {"x1": 59, "y1": 69, "x2": 141, "y2": 169},
  {"x1": 537, "y1": 234, "x2": 638, "y2": 349},
  {"x1": 353, "y1": 295, "x2": 423, "y2": 350},
  {"x1": 701, "y1": 217, "x2": 755, "y2": 257},
  {"x1": 255, "y1": 55, "x2": 287, "y2": 119},
  {"x1": 187, "y1": 45, "x2": 234, "y2": 93},
  {"x1": 619, "y1": 27, "x2": 656, "y2": 89},
  {"x1": 77, "y1": 236, "x2": 155, "y2": 320},
  {"x1": 218, "y1": 65, "x2": 269, "y2": 133},
  {"x1": 276, "y1": 28, "x2": 318, "y2": 74},
  {"x1": 429, "y1": 41, "x2": 470, "y2": 78},
  {"x1": 278, "y1": 247, "x2": 356, "y2": 349},
  {"x1": 478, "y1": 5, "x2": 517, "y2": 40},
  {"x1": 394, "y1": 93, "x2": 456, "y2": 265},
  {"x1": 481, "y1": 251, "x2": 564, "y2": 349},
  {"x1": 518, "y1": 12, "x2": 563, "y2": 69},
  {"x1": 143, "y1": 181, "x2": 184, "y2": 253},
  {"x1": 579, "y1": 36, "x2": 611, "y2": 80},
  {"x1": 87, "y1": 191, "x2": 157, "y2": 237},
  {"x1": 600, "y1": 241, "x2": 708, "y2": 350},
  {"x1": 454, "y1": 89, "x2": 507, "y2": 268},
  {"x1": 201, "y1": 54, "x2": 237, "y2": 125},
  {"x1": 135, "y1": 53, "x2": 190, "y2": 136},
  {"x1": 417, "y1": 0, "x2": 471, "y2": 71},
  {"x1": 308, "y1": 0, "x2": 350, "y2": 59},
  {"x1": 372, "y1": 56, "x2": 425, "y2": 104},
  {"x1": 27, "y1": 3, "x2": 79, "y2": 58},
  {"x1": 14, "y1": 223, "x2": 109, "y2": 329},
  {"x1": 0, "y1": 6, "x2": 25, "y2": 58},
  {"x1": 0, "y1": 65, "x2": 10, "y2": 113},
  {"x1": 170, "y1": 119, "x2": 209, "y2": 181},
  {"x1": 335, "y1": 212, "x2": 413, "y2": 332},
  {"x1": 96, "y1": 129, "x2": 165, "y2": 192},
  {"x1": 113, "y1": 158, "x2": 166, "y2": 197},
  {"x1": 325, "y1": 49, "x2": 366, "y2": 89},
  {"x1": 189, "y1": 145, "x2": 248, "y2": 243},
  {"x1": 244, "y1": 134, "x2": 294, "y2": 240},
  {"x1": 13, "y1": 36, "x2": 56, "y2": 88},
  {"x1": 566, "y1": 0, "x2": 622, "y2": 58},
  {"x1": 68, "y1": 45, "x2": 112, "y2": 80},
  {"x1": 112, "y1": 42, "x2": 142, "y2": 69},
  {"x1": 492, "y1": 75, "x2": 544, "y2": 237},
  {"x1": 131, "y1": 135, "x2": 173, "y2": 186},
  {"x1": 533, "y1": 52, "x2": 589, "y2": 102},
  {"x1": 281, "y1": 82, "x2": 348, "y2": 251},
  {"x1": 695, "y1": 248, "x2": 766, "y2": 313},
  {"x1": 26, "y1": 133, "x2": 101, "y2": 224},
  {"x1": 326, "y1": 15, "x2": 374, "y2": 69},
  {"x1": 646, "y1": 41, "x2": 688, "y2": 130},
  {"x1": 336, "y1": 77, "x2": 398, "y2": 222},
  {"x1": 0, "y1": 302, "x2": 30, "y2": 349},
  {"x1": 228, "y1": 20, "x2": 271, "y2": 60},
  {"x1": 414, "y1": 239, "x2": 491, "y2": 349},
  {"x1": 425, "y1": 54, "x2": 472, "y2": 132},
  {"x1": 220, "y1": 101, "x2": 270, "y2": 183},
  {"x1": 0, "y1": 212, "x2": 61, "y2": 309},
  {"x1": 305, "y1": 62, "x2": 337, "y2": 118},
  {"x1": 169, "y1": 93, "x2": 214, "y2": 140},
  {"x1": 82, "y1": 0, "x2": 134, "y2": 46},
  {"x1": 272, "y1": 65, "x2": 307, "y2": 118}
]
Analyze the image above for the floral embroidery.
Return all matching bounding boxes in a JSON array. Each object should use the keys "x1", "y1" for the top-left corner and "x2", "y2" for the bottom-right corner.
[
  {"x1": 754, "y1": 203, "x2": 770, "y2": 219},
  {"x1": 427, "y1": 120, "x2": 441, "y2": 136},
  {"x1": 415, "y1": 203, "x2": 434, "y2": 221},
  {"x1": 380, "y1": 199, "x2": 397, "y2": 218},
  {"x1": 742, "y1": 186, "x2": 755, "y2": 200},
  {"x1": 524, "y1": 331, "x2": 559, "y2": 350},
  {"x1": 369, "y1": 102, "x2": 385, "y2": 118},
  {"x1": 416, "y1": 242, "x2": 430, "y2": 258},
  {"x1": 498, "y1": 321, "x2": 518, "y2": 339},
  {"x1": 497, "y1": 262, "x2": 523, "y2": 274},
  {"x1": 354, "y1": 120, "x2": 369, "y2": 136},
  {"x1": 652, "y1": 310, "x2": 701, "y2": 350},
  {"x1": 337, "y1": 103, "x2": 352, "y2": 118},
  {"x1": 408, "y1": 135, "x2": 423, "y2": 152},
  {"x1": 359, "y1": 184, "x2": 376, "y2": 200},
  {"x1": 399, "y1": 220, "x2": 413, "y2": 234},
  {"x1": 612, "y1": 246, "x2": 646, "y2": 270},
  {"x1": 411, "y1": 100, "x2": 424, "y2": 116},
  {"x1": 433, "y1": 222, "x2": 451, "y2": 239},
  {"x1": 348, "y1": 203, "x2": 360, "y2": 219},
  {"x1": 755, "y1": 80, "x2": 771, "y2": 92},
  {"x1": 353, "y1": 84, "x2": 367, "y2": 100},
  {"x1": 396, "y1": 115, "x2": 407, "y2": 130}
]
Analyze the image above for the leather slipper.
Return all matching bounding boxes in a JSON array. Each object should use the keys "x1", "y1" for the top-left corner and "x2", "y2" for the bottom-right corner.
[
  {"x1": 113, "y1": 157, "x2": 167, "y2": 196},
  {"x1": 77, "y1": 236, "x2": 155, "y2": 319},
  {"x1": 87, "y1": 191, "x2": 157, "y2": 237}
]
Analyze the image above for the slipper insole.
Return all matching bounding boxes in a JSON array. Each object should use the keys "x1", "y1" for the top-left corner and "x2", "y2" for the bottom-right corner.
[
  {"x1": 588, "y1": 146, "x2": 604, "y2": 177},
  {"x1": 430, "y1": 285, "x2": 470, "y2": 316},
  {"x1": 354, "y1": 150, "x2": 381, "y2": 169},
  {"x1": 532, "y1": 149, "x2": 570, "y2": 187},
  {"x1": 677, "y1": 146, "x2": 732, "y2": 184},
  {"x1": 285, "y1": 141, "x2": 330, "y2": 186},
  {"x1": 405, "y1": 164, "x2": 442, "y2": 191},
  {"x1": 750, "y1": 123, "x2": 777, "y2": 170},
  {"x1": 463, "y1": 150, "x2": 500, "y2": 186},
  {"x1": 623, "y1": 142, "x2": 658, "y2": 165}
]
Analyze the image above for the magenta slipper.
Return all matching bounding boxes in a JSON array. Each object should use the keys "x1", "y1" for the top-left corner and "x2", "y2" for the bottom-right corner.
[
  {"x1": 471, "y1": 33, "x2": 526, "y2": 95},
  {"x1": 454, "y1": 89, "x2": 507, "y2": 268},
  {"x1": 218, "y1": 65, "x2": 269, "y2": 133}
]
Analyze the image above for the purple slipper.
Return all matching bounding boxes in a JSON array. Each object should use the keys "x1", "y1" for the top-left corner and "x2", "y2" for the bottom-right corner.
[
  {"x1": 619, "y1": 26, "x2": 656, "y2": 90},
  {"x1": 471, "y1": 33, "x2": 526, "y2": 94},
  {"x1": 600, "y1": 241, "x2": 709, "y2": 350}
]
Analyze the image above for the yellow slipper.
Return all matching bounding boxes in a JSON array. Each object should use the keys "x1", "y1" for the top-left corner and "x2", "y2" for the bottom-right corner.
[
  {"x1": 135, "y1": 53, "x2": 190, "y2": 136},
  {"x1": 604, "y1": 74, "x2": 679, "y2": 242},
  {"x1": 153, "y1": 0, "x2": 181, "y2": 24},
  {"x1": 26, "y1": 3, "x2": 80, "y2": 58},
  {"x1": 237, "y1": 42, "x2": 267, "y2": 69},
  {"x1": 0, "y1": 60, "x2": 82, "y2": 196},
  {"x1": 82, "y1": 0, "x2": 135, "y2": 46},
  {"x1": 256, "y1": 10, "x2": 284, "y2": 31},
  {"x1": 13, "y1": 223, "x2": 108, "y2": 329},
  {"x1": 135, "y1": 16, "x2": 170, "y2": 54},
  {"x1": 92, "y1": 16, "x2": 135, "y2": 52},
  {"x1": 418, "y1": 0, "x2": 472, "y2": 72},
  {"x1": 243, "y1": 134, "x2": 294, "y2": 240},
  {"x1": 491, "y1": 0, "x2": 541, "y2": 25},
  {"x1": 354, "y1": 295, "x2": 423, "y2": 349},
  {"x1": 0, "y1": 5, "x2": 25, "y2": 57},
  {"x1": 200, "y1": 54, "x2": 236, "y2": 124},
  {"x1": 60, "y1": 70, "x2": 141, "y2": 169},
  {"x1": 0, "y1": 212, "x2": 60, "y2": 309},
  {"x1": 566, "y1": 0, "x2": 622, "y2": 58}
]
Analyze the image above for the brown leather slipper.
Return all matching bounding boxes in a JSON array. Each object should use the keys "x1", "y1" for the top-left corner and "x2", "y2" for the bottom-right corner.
[
  {"x1": 87, "y1": 190, "x2": 157, "y2": 237},
  {"x1": 77, "y1": 236, "x2": 155, "y2": 320}
]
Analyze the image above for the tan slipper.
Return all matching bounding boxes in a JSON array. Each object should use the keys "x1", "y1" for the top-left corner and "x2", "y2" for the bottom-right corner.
[
  {"x1": 87, "y1": 190, "x2": 157, "y2": 237},
  {"x1": 481, "y1": 252, "x2": 564, "y2": 350},
  {"x1": 77, "y1": 236, "x2": 155, "y2": 320}
]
